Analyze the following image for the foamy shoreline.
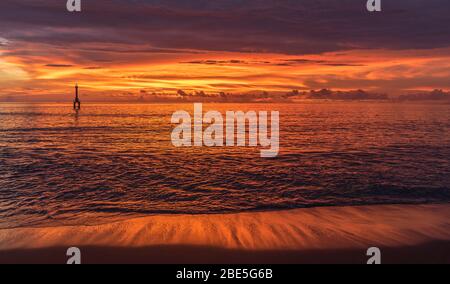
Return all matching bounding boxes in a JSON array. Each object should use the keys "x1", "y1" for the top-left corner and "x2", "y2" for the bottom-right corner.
[{"x1": 1, "y1": 204, "x2": 449, "y2": 252}]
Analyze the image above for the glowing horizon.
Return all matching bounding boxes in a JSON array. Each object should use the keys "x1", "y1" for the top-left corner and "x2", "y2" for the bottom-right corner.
[{"x1": 1, "y1": 1, "x2": 450, "y2": 101}]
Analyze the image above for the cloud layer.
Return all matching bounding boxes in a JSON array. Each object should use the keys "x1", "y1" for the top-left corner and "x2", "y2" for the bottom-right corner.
[{"x1": 1, "y1": 0, "x2": 450, "y2": 100}]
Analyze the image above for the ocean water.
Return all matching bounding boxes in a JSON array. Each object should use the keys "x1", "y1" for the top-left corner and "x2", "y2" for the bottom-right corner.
[{"x1": 0, "y1": 102, "x2": 449, "y2": 229}]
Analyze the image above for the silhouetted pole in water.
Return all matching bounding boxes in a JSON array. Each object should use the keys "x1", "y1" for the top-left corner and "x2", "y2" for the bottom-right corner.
[{"x1": 73, "y1": 84, "x2": 81, "y2": 110}]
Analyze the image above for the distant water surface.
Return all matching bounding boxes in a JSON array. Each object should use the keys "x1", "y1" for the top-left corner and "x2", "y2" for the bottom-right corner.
[{"x1": 0, "y1": 102, "x2": 449, "y2": 229}]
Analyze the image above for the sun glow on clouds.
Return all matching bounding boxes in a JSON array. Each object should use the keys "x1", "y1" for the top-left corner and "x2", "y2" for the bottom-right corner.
[
  {"x1": 30, "y1": 52, "x2": 450, "y2": 89},
  {"x1": 0, "y1": 37, "x2": 28, "y2": 84},
  {"x1": 1, "y1": 0, "x2": 450, "y2": 101},
  {"x1": 0, "y1": 69, "x2": 27, "y2": 87},
  {"x1": 2, "y1": 41, "x2": 450, "y2": 101},
  {"x1": 0, "y1": 59, "x2": 29, "y2": 87}
]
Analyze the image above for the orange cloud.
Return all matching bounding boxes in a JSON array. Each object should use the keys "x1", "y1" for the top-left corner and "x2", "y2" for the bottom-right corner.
[{"x1": 2, "y1": 45, "x2": 450, "y2": 101}]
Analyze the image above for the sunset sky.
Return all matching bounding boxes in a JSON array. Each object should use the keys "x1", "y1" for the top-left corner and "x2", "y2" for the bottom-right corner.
[{"x1": 1, "y1": 0, "x2": 450, "y2": 101}]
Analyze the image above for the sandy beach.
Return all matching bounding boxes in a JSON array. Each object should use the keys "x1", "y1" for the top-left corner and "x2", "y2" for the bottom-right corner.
[{"x1": 0, "y1": 204, "x2": 449, "y2": 264}]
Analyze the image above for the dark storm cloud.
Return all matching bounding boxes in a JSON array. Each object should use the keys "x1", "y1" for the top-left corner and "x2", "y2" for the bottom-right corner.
[
  {"x1": 45, "y1": 64, "x2": 74, "y2": 68},
  {"x1": 180, "y1": 58, "x2": 367, "y2": 67},
  {"x1": 182, "y1": 60, "x2": 247, "y2": 65},
  {"x1": 0, "y1": 0, "x2": 449, "y2": 55}
]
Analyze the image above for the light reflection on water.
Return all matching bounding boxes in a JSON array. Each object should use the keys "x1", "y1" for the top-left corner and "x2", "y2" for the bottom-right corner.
[{"x1": 0, "y1": 102, "x2": 449, "y2": 228}]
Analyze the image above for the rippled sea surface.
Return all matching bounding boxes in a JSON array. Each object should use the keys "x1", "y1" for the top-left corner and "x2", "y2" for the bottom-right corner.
[{"x1": 1, "y1": 102, "x2": 450, "y2": 228}]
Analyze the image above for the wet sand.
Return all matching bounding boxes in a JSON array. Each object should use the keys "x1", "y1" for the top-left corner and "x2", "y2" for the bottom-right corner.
[{"x1": 0, "y1": 204, "x2": 449, "y2": 264}]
